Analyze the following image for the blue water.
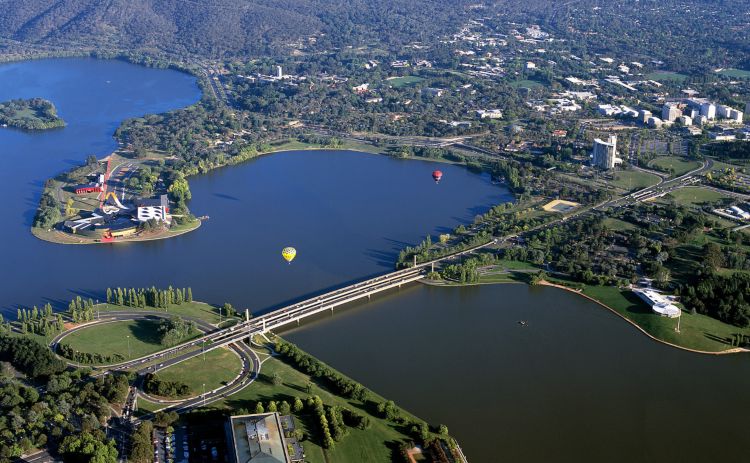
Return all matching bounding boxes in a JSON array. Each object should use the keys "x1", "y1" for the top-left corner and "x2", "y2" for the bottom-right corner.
[{"x1": 0, "y1": 58, "x2": 510, "y2": 314}]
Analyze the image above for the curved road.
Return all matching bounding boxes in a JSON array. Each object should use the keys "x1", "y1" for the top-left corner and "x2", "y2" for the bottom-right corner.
[{"x1": 49, "y1": 310, "x2": 260, "y2": 417}]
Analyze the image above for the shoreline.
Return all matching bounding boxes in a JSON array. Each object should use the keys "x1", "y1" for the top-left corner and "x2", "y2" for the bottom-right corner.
[
  {"x1": 30, "y1": 219, "x2": 202, "y2": 245},
  {"x1": 421, "y1": 278, "x2": 749, "y2": 356},
  {"x1": 31, "y1": 141, "x2": 476, "y2": 247},
  {"x1": 535, "y1": 280, "x2": 748, "y2": 356}
]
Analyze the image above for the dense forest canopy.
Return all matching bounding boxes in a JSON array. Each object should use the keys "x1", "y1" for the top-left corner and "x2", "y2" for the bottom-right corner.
[
  {"x1": 1, "y1": 0, "x2": 746, "y2": 68},
  {"x1": 0, "y1": 0, "x2": 473, "y2": 57}
]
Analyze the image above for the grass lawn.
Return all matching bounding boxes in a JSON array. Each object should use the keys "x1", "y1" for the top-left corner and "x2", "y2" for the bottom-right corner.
[
  {"x1": 602, "y1": 217, "x2": 637, "y2": 231},
  {"x1": 608, "y1": 170, "x2": 661, "y2": 191},
  {"x1": 386, "y1": 76, "x2": 424, "y2": 88},
  {"x1": 665, "y1": 187, "x2": 730, "y2": 207},
  {"x1": 211, "y1": 341, "x2": 432, "y2": 463},
  {"x1": 96, "y1": 301, "x2": 228, "y2": 325},
  {"x1": 510, "y1": 79, "x2": 545, "y2": 88},
  {"x1": 61, "y1": 319, "x2": 200, "y2": 363},
  {"x1": 477, "y1": 272, "x2": 529, "y2": 284},
  {"x1": 577, "y1": 285, "x2": 749, "y2": 352},
  {"x1": 136, "y1": 397, "x2": 164, "y2": 415},
  {"x1": 646, "y1": 71, "x2": 689, "y2": 82},
  {"x1": 156, "y1": 347, "x2": 242, "y2": 395},
  {"x1": 716, "y1": 68, "x2": 750, "y2": 79},
  {"x1": 648, "y1": 156, "x2": 701, "y2": 177}
]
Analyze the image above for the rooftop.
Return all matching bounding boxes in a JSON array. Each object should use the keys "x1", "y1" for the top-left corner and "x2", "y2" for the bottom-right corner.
[{"x1": 228, "y1": 413, "x2": 291, "y2": 463}]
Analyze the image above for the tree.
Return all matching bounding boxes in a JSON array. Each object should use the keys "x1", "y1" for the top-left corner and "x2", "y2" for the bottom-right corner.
[
  {"x1": 293, "y1": 397, "x2": 304, "y2": 413},
  {"x1": 279, "y1": 400, "x2": 291, "y2": 415},
  {"x1": 222, "y1": 303, "x2": 235, "y2": 317},
  {"x1": 254, "y1": 402, "x2": 265, "y2": 414},
  {"x1": 59, "y1": 431, "x2": 118, "y2": 463},
  {"x1": 703, "y1": 242, "x2": 724, "y2": 271},
  {"x1": 271, "y1": 372, "x2": 283, "y2": 386}
]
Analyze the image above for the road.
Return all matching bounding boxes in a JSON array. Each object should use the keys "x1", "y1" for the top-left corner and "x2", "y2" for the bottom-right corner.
[{"x1": 49, "y1": 310, "x2": 259, "y2": 425}]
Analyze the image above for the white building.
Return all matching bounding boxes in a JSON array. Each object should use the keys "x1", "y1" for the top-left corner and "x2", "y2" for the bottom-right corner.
[
  {"x1": 476, "y1": 109, "x2": 503, "y2": 119},
  {"x1": 633, "y1": 288, "x2": 681, "y2": 318},
  {"x1": 639, "y1": 109, "x2": 652, "y2": 124},
  {"x1": 525, "y1": 61, "x2": 536, "y2": 70},
  {"x1": 700, "y1": 102, "x2": 716, "y2": 120},
  {"x1": 561, "y1": 91, "x2": 597, "y2": 101},
  {"x1": 679, "y1": 115, "x2": 693, "y2": 126},
  {"x1": 135, "y1": 195, "x2": 169, "y2": 222},
  {"x1": 717, "y1": 105, "x2": 732, "y2": 119},
  {"x1": 591, "y1": 135, "x2": 622, "y2": 169},
  {"x1": 662, "y1": 103, "x2": 681, "y2": 122},
  {"x1": 730, "y1": 206, "x2": 750, "y2": 220},
  {"x1": 276, "y1": 66, "x2": 283, "y2": 79},
  {"x1": 598, "y1": 104, "x2": 620, "y2": 116}
]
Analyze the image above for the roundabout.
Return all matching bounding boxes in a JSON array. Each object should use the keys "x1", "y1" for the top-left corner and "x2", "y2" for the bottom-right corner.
[{"x1": 48, "y1": 309, "x2": 260, "y2": 417}]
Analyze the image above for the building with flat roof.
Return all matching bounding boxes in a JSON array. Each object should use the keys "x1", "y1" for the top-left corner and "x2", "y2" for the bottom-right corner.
[
  {"x1": 135, "y1": 195, "x2": 169, "y2": 222},
  {"x1": 227, "y1": 413, "x2": 303, "y2": 463},
  {"x1": 633, "y1": 288, "x2": 681, "y2": 318},
  {"x1": 662, "y1": 103, "x2": 681, "y2": 122},
  {"x1": 700, "y1": 102, "x2": 716, "y2": 120},
  {"x1": 591, "y1": 135, "x2": 622, "y2": 170},
  {"x1": 638, "y1": 109, "x2": 652, "y2": 124}
]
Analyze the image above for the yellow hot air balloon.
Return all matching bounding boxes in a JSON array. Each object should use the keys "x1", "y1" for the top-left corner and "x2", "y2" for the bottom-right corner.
[{"x1": 282, "y1": 247, "x2": 297, "y2": 264}]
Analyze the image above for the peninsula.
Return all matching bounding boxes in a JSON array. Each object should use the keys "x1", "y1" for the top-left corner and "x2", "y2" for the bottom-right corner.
[{"x1": 0, "y1": 97, "x2": 65, "y2": 130}]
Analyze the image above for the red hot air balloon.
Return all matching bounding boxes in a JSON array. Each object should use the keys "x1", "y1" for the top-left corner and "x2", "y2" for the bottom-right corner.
[{"x1": 432, "y1": 170, "x2": 443, "y2": 183}]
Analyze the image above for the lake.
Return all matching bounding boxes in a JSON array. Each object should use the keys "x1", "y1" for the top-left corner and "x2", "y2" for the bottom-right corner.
[
  {"x1": 0, "y1": 58, "x2": 510, "y2": 314},
  {"x1": 285, "y1": 283, "x2": 750, "y2": 462},
  {"x1": 1, "y1": 58, "x2": 748, "y2": 463}
]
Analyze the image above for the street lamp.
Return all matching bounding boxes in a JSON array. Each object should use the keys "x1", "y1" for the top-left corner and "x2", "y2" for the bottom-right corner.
[
  {"x1": 126, "y1": 335, "x2": 131, "y2": 359},
  {"x1": 202, "y1": 339, "x2": 206, "y2": 362},
  {"x1": 202, "y1": 383, "x2": 206, "y2": 407}
]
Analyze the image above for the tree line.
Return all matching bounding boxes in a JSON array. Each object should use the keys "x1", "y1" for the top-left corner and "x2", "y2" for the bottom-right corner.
[{"x1": 106, "y1": 286, "x2": 193, "y2": 308}]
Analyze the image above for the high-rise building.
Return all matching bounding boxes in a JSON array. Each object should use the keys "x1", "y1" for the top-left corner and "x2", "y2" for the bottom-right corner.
[
  {"x1": 591, "y1": 135, "x2": 621, "y2": 169},
  {"x1": 276, "y1": 65, "x2": 283, "y2": 79},
  {"x1": 700, "y1": 102, "x2": 716, "y2": 120},
  {"x1": 662, "y1": 103, "x2": 681, "y2": 122},
  {"x1": 639, "y1": 109, "x2": 652, "y2": 124}
]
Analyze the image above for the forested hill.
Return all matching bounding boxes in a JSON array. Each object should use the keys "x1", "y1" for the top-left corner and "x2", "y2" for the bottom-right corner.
[{"x1": 0, "y1": 0, "x2": 473, "y2": 58}]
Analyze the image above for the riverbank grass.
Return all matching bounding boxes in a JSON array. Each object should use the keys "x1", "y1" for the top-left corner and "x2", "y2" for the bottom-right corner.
[
  {"x1": 212, "y1": 340, "x2": 440, "y2": 463},
  {"x1": 155, "y1": 347, "x2": 242, "y2": 395},
  {"x1": 557, "y1": 283, "x2": 750, "y2": 352}
]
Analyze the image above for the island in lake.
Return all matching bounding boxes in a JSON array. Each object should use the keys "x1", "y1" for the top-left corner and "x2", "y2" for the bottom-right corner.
[{"x1": 0, "y1": 97, "x2": 66, "y2": 130}]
